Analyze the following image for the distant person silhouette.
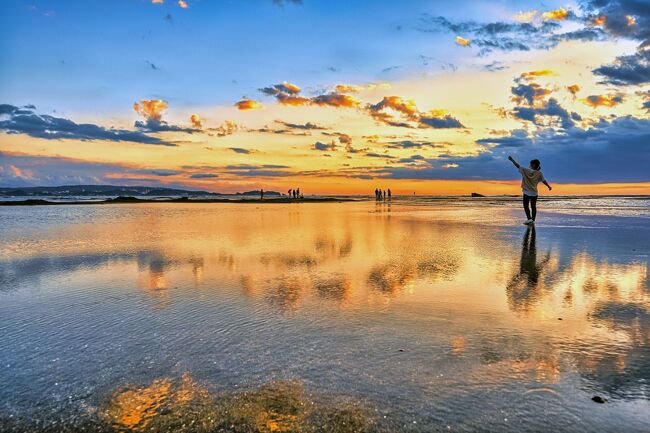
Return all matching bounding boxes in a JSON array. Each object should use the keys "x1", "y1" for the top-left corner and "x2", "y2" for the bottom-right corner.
[
  {"x1": 508, "y1": 156, "x2": 552, "y2": 225},
  {"x1": 387, "y1": 188, "x2": 392, "y2": 200},
  {"x1": 382, "y1": 190, "x2": 386, "y2": 201},
  {"x1": 296, "y1": 188, "x2": 300, "y2": 199},
  {"x1": 288, "y1": 189, "x2": 292, "y2": 198},
  {"x1": 260, "y1": 189, "x2": 264, "y2": 200}
]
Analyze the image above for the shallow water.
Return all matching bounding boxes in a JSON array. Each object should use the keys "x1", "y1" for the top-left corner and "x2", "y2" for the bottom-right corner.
[{"x1": 1, "y1": 201, "x2": 649, "y2": 432}]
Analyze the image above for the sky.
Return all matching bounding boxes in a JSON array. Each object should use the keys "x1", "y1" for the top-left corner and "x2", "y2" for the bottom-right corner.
[{"x1": 0, "y1": 0, "x2": 649, "y2": 195}]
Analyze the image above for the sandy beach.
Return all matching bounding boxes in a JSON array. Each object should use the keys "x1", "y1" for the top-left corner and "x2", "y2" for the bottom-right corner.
[{"x1": 0, "y1": 199, "x2": 648, "y2": 432}]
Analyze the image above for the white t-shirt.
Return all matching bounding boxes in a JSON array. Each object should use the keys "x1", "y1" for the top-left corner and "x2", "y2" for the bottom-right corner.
[{"x1": 519, "y1": 167, "x2": 545, "y2": 196}]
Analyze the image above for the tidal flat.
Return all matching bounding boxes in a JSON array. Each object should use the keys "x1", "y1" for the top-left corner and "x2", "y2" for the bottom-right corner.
[{"x1": 1, "y1": 199, "x2": 649, "y2": 432}]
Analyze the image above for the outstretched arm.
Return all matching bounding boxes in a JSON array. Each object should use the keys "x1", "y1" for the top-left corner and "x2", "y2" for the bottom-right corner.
[
  {"x1": 543, "y1": 180, "x2": 552, "y2": 191},
  {"x1": 508, "y1": 155, "x2": 520, "y2": 169}
]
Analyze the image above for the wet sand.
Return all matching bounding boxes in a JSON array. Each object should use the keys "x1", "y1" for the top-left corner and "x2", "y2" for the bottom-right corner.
[{"x1": 0, "y1": 200, "x2": 648, "y2": 432}]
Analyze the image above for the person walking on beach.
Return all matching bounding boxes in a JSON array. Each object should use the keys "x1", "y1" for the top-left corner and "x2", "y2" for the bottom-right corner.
[
  {"x1": 508, "y1": 155, "x2": 552, "y2": 225},
  {"x1": 260, "y1": 189, "x2": 264, "y2": 200},
  {"x1": 388, "y1": 188, "x2": 391, "y2": 200}
]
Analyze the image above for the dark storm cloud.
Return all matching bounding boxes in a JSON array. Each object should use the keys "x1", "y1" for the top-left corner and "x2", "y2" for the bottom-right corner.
[
  {"x1": 0, "y1": 104, "x2": 177, "y2": 146},
  {"x1": 418, "y1": 114, "x2": 464, "y2": 129}
]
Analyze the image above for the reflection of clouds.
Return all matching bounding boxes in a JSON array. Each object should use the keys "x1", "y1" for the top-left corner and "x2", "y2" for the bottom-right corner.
[
  {"x1": 0, "y1": 251, "x2": 134, "y2": 290},
  {"x1": 367, "y1": 262, "x2": 415, "y2": 294},
  {"x1": 312, "y1": 274, "x2": 351, "y2": 301},
  {"x1": 259, "y1": 253, "x2": 317, "y2": 269},
  {"x1": 264, "y1": 276, "x2": 306, "y2": 312}
]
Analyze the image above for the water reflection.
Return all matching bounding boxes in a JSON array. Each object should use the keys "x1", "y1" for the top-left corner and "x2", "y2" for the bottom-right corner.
[
  {"x1": 507, "y1": 226, "x2": 552, "y2": 314},
  {"x1": 0, "y1": 202, "x2": 649, "y2": 431}
]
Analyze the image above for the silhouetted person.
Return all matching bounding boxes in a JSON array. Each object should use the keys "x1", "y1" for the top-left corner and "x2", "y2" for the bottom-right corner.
[
  {"x1": 388, "y1": 188, "x2": 391, "y2": 200},
  {"x1": 296, "y1": 188, "x2": 300, "y2": 198},
  {"x1": 260, "y1": 189, "x2": 264, "y2": 200},
  {"x1": 288, "y1": 189, "x2": 292, "y2": 198},
  {"x1": 383, "y1": 190, "x2": 386, "y2": 201},
  {"x1": 508, "y1": 156, "x2": 552, "y2": 225}
]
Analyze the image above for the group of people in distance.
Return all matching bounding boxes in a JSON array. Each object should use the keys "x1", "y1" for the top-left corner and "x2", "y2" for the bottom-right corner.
[
  {"x1": 375, "y1": 188, "x2": 391, "y2": 201},
  {"x1": 287, "y1": 188, "x2": 303, "y2": 199}
]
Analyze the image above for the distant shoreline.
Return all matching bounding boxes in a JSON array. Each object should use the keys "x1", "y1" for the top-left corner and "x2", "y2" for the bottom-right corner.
[{"x1": 0, "y1": 196, "x2": 357, "y2": 206}]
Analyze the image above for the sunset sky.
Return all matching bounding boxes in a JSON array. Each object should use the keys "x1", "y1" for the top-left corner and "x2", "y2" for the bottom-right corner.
[{"x1": 1, "y1": 0, "x2": 649, "y2": 195}]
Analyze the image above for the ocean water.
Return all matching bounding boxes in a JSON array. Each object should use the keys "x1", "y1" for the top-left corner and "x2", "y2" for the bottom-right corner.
[{"x1": 0, "y1": 200, "x2": 648, "y2": 432}]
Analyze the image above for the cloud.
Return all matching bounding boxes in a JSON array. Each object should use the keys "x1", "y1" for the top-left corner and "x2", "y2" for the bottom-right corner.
[
  {"x1": 223, "y1": 163, "x2": 294, "y2": 177},
  {"x1": 511, "y1": 82, "x2": 552, "y2": 105},
  {"x1": 178, "y1": 0, "x2": 188, "y2": 8},
  {"x1": 512, "y1": 98, "x2": 578, "y2": 129},
  {"x1": 592, "y1": 49, "x2": 650, "y2": 85},
  {"x1": 367, "y1": 96, "x2": 465, "y2": 129},
  {"x1": 311, "y1": 93, "x2": 360, "y2": 108},
  {"x1": 0, "y1": 104, "x2": 177, "y2": 146},
  {"x1": 541, "y1": 8, "x2": 570, "y2": 21},
  {"x1": 258, "y1": 81, "x2": 360, "y2": 108},
  {"x1": 275, "y1": 121, "x2": 327, "y2": 130},
  {"x1": 455, "y1": 36, "x2": 471, "y2": 46},
  {"x1": 133, "y1": 99, "x2": 167, "y2": 122},
  {"x1": 322, "y1": 132, "x2": 352, "y2": 144},
  {"x1": 419, "y1": 112, "x2": 465, "y2": 129},
  {"x1": 312, "y1": 141, "x2": 337, "y2": 151},
  {"x1": 567, "y1": 84, "x2": 581, "y2": 96},
  {"x1": 581, "y1": 94, "x2": 624, "y2": 108},
  {"x1": 210, "y1": 120, "x2": 238, "y2": 137},
  {"x1": 334, "y1": 84, "x2": 362, "y2": 93},
  {"x1": 229, "y1": 147, "x2": 253, "y2": 154},
  {"x1": 260, "y1": 82, "x2": 302, "y2": 96},
  {"x1": 235, "y1": 99, "x2": 263, "y2": 110},
  {"x1": 190, "y1": 114, "x2": 202, "y2": 128},
  {"x1": 189, "y1": 173, "x2": 218, "y2": 179},
  {"x1": 0, "y1": 152, "x2": 191, "y2": 187}
]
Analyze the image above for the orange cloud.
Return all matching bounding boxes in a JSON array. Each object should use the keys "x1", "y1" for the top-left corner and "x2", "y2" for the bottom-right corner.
[
  {"x1": 335, "y1": 84, "x2": 362, "y2": 94},
  {"x1": 542, "y1": 8, "x2": 569, "y2": 20},
  {"x1": 567, "y1": 84, "x2": 580, "y2": 96},
  {"x1": 190, "y1": 114, "x2": 202, "y2": 128},
  {"x1": 151, "y1": 0, "x2": 164, "y2": 3},
  {"x1": 276, "y1": 93, "x2": 312, "y2": 106},
  {"x1": 581, "y1": 94, "x2": 624, "y2": 108},
  {"x1": 235, "y1": 99, "x2": 263, "y2": 110},
  {"x1": 593, "y1": 15, "x2": 606, "y2": 26},
  {"x1": 373, "y1": 96, "x2": 419, "y2": 119},
  {"x1": 626, "y1": 15, "x2": 636, "y2": 26},
  {"x1": 133, "y1": 100, "x2": 168, "y2": 122},
  {"x1": 521, "y1": 70, "x2": 556, "y2": 79},
  {"x1": 178, "y1": 0, "x2": 188, "y2": 8},
  {"x1": 455, "y1": 36, "x2": 471, "y2": 46},
  {"x1": 311, "y1": 93, "x2": 360, "y2": 108},
  {"x1": 213, "y1": 120, "x2": 238, "y2": 137}
]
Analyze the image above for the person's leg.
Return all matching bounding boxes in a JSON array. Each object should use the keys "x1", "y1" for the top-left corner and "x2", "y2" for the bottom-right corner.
[
  {"x1": 530, "y1": 196, "x2": 537, "y2": 221},
  {"x1": 523, "y1": 194, "x2": 531, "y2": 220}
]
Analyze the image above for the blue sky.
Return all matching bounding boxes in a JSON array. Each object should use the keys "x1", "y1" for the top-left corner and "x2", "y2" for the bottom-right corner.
[{"x1": 1, "y1": 0, "x2": 649, "y2": 193}]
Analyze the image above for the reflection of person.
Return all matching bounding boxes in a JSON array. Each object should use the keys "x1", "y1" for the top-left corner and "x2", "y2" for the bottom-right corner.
[
  {"x1": 508, "y1": 156, "x2": 552, "y2": 225},
  {"x1": 506, "y1": 225, "x2": 551, "y2": 312}
]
